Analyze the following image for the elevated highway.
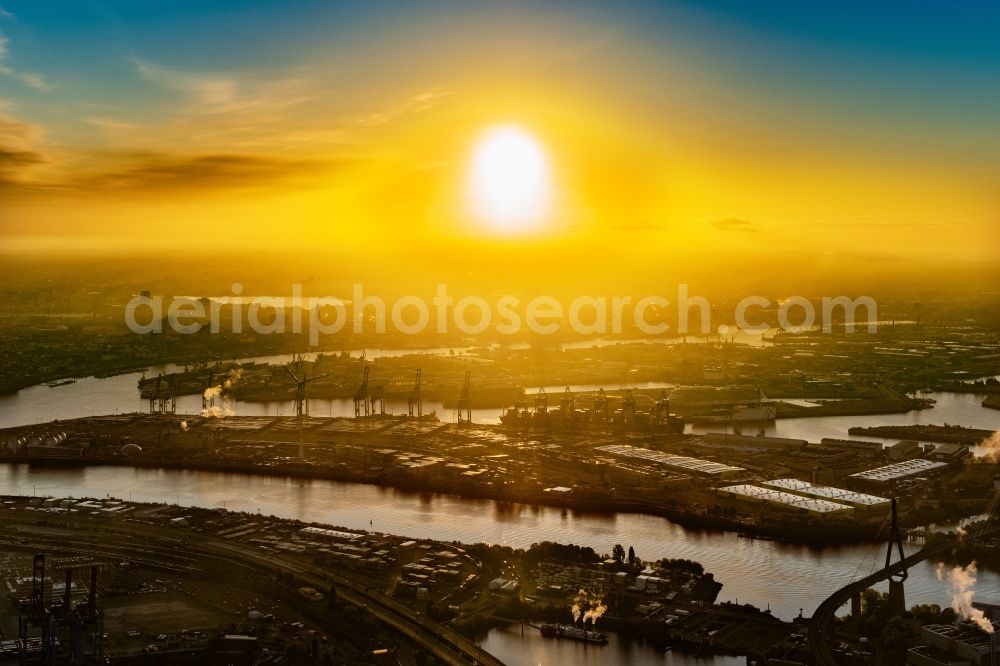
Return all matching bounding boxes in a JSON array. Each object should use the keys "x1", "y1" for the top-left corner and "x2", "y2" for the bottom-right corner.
[{"x1": 808, "y1": 526, "x2": 1000, "y2": 664}]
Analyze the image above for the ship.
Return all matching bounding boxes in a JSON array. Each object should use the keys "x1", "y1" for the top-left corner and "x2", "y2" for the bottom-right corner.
[
  {"x1": 500, "y1": 387, "x2": 684, "y2": 434},
  {"x1": 539, "y1": 623, "x2": 608, "y2": 644},
  {"x1": 688, "y1": 404, "x2": 776, "y2": 424}
]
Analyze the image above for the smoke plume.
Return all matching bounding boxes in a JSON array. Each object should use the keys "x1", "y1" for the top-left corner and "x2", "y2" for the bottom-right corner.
[
  {"x1": 200, "y1": 368, "x2": 240, "y2": 417},
  {"x1": 976, "y1": 431, "x2": 1000, "y2": 462},
  {"x1": 571, "y1": 589, "x2": 584, "y2": 623},
  {"x1": 223, "y1": 368, "x2": 242, "y2": 389},
  {"x1": 936, "y1": 561, "x2": 995, "y2": 633},
  {"x1": 570, "y1": 589, "x2": 607, "y2": 625},
  {"x1": 201, "y1": 404, "x2": 235, "y2": 417}
]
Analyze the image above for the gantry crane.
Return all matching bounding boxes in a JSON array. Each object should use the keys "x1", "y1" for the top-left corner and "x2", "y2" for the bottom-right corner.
[
  {"x1": 354, "y1": 366, "x2": 370, "y2": 417},
  {"x1": 408, "y1": 369, "x2": 423, "y2": 418},
  {"x1": 457, "y1": 371, "x2": 472, "y2": 424}
]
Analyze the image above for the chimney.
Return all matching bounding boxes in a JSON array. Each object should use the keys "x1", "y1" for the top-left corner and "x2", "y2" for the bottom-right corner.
[
  {"x1": 64, "y1": 568, "x2": 73, "y2": 620},
  {"x1": 88, "y1": 565, "x2": 98, "y2": 617}
]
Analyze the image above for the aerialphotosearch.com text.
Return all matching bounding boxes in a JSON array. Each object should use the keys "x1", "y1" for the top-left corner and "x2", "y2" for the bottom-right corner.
[{"x1": 125, "y1": 283, "x2": 878, "y2": 346}]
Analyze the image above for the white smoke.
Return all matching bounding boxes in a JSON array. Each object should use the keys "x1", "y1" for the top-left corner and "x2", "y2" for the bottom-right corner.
[
  {"x1": 583, "y1": 600, "x2": 607, "y2": 625},
  {"x1": 223, "y1": 368, "x2": 242, "y2": 390},
  {"x1": 201, "y1": 386, "x2": 234, "y2": 417},
  {"x1": 936, "y1": 560, "x2": 995, "y2": 633},
  {"x1": 571, "y1": 589, "x2": 583, "y2": 623},
  {"x1": 201, "y1": 402, "x2": 235, "y2": 418},
  {"x1": 570, "y1": 589, "x2": 607, "y2": 625},
  {"x1": 977, "y1": 431, "x2": 1000, "y2": 463},
  {"x1": 200, "y1": 369, "x2": 240, "y2": 418}
]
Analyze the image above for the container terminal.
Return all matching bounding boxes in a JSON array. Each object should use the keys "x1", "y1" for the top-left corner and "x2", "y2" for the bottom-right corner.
[{"x1": 1, "y1": 402, "x2": 995, "y2": 545}]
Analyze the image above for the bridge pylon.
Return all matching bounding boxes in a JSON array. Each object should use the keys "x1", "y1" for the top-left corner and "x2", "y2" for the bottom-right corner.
[{"x1": 886, "y1": 497, "x2": 907, "y2": 614}]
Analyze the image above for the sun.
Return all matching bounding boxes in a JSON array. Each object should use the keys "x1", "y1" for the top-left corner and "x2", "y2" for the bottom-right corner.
[{"x1": 468, "y1": 125, "x2": 551, "y2": 234}]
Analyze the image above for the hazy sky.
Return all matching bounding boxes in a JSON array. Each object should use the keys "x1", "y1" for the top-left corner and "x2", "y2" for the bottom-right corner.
[{"x1": 1, "y1": 1, "x2": 998, "y2": 265}]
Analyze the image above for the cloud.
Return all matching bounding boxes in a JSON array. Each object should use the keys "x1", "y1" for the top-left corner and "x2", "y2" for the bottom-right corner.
[
  {"x1": 0, "y1": 146, "x2": 42, "y2": 168},
  {"x1": 136, "y1": 60, "x2": 238, "y2": 109},
  {"x1": 0, "y1": 111, "x2": 46, "y2": 189},
  {"x1": 0, "y1": 30, "x2": 50, "y2": 91},
  {"x1": 610, "y1": 220, "x2": 666, "y2": 231},
  {"x1": 135, "y1": 59, "x2": 316, "y2": 116},
  {"x1": 0, "y1": 6, "x2": 12, "y2": 20},
  {"x1": 0, "y1": 148, "x2": 348, "y2": 198},
  {"x1": 1, "y1": 100, "x2": 354, "y2": 198},
  {"x1": 710, "y1": 217, "x2": 760, "y2": 233},
  {"x1": 13, "y1": 72, "x2": 50, "y2": 91},
  {"x1": 556, "y1": 27, "x2": 623, "y2": 61},
  {"x1": 355, "y1": 87, "x2": 454, "y2": 126},
  {"x1": 0, "y1": 112, "x2": 42, "y2": 147},
  {"x1": 74, "y1": 152, "x2": 343, "y2": 194},
  {"x1": 86, "y1": 116, "x2": 140, "y2": 132},
  {"x1": 816, "y1": 220, "x2": 969, "y2": 229}
]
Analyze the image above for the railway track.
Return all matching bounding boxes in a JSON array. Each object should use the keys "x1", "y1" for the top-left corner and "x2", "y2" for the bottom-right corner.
[{"x1": 2, "y1": 516, "x2": 503, "y2": 666}]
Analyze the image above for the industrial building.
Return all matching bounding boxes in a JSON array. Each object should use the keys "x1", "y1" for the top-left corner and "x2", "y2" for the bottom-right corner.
[
  {"x1": 761, "y1": 479, "x2": 891, "y2": 510},
  {"x1": 819, "y1": 438, "x2": 884, "y2": 458},
  {"x1": 699, "y1": 433, "x2": 807, "y2": 450},
  {"x1": 595, "y1": 444, "x2": 745, "y2": 479},
  {"x1": 850, "y1": 459, "x2": 949, "y2": 483},
  {"x1": 718, "y1": 484, "x2": 854, "y2": 516},
  {"x1": 887, "y1": 440, "x2": 923, "y2": 461},
  {"x1": 299, "y1": 526, "x2": 365, "y2": 543},
  {"x1": 908, "y1": 622, "x2": 1000, "y2": 665},
  {"x1": 928, "y1": 444, "x2": 973, "y2": 465}
]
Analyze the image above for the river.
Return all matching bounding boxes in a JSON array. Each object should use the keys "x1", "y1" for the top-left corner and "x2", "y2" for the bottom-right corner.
[
  {"x1": 2, "y1": 463, "x2": 997, "y2": 621},
  {"x1": 2, "y1": 463, "x2": 997, "y2": 664},
  {"x1": 0, "y1": 331, "x2": 777, "y2": 429},
  {"x1": 2, "y1": 345, "x2": 999, "y2": 664}
]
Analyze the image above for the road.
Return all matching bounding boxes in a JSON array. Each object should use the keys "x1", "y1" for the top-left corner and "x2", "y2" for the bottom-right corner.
[{"x1": 808, "y1": 526, "x2": 1000, "y2": 664}]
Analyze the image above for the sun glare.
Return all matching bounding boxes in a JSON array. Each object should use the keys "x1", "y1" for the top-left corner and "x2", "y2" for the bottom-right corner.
[{"x1": 468, "y1": 125, "x2": 551, "y2": 234}]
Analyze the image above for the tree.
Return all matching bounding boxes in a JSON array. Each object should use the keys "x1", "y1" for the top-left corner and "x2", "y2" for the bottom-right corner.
[
  {"x1": 612, "y1": 544, "x2": 625, "y2": 563},
  {"x1": 909, "y1": 603, "x2": 942, "y2": 623},
  {"x1": 880, "y1": 615, "x2": 916, "y2": 665},
  {"x1": 627, "y1": 546, "x2": 636, "y2": 566}
]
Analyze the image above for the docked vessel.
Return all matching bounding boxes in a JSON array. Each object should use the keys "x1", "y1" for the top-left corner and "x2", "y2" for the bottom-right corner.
[
  {"x1": 539, "y1": 623, "x2": 608, "y2": 644},
  {"x1": 688, "y1": 404, "x2": 776, "y2": 424}
]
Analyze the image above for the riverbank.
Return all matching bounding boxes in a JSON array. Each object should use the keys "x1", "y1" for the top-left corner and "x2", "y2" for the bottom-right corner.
[
  {"x1": 848, "y1": 424, "x2": 995, "y2": 445},
  {"x1": 0, "y1": 454, "x2": 919, "y2": 546},
  {"x1": 3, "y1": 461, "x2": 997, "y2": 623},
  {"x1": 0, "y1": 492, "x2": 802, "y2": 663}
]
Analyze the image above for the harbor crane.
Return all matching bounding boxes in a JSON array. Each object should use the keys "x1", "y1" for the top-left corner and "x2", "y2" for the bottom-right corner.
[
  {"x1": 18, "y1": 554, "x2": 104, "y2": 666},
  {"x1": 370, "y1": 384, "x2": 385, "y2": 416},
  {"x1": 533, "y1": 387, "x2": 548, "y2": 415},
  {"x1": 621, "y1": 388, "x2": 637, "y2": 424},
  {"x1": 654, "y1": 390, "x2": 670, "y2": 423},
  {"x1": 457, "y1": 370, "x2": 472, "y2": 424},
  {"x1": 408, "y1": 369, "x2": 423, "y2": 417},
  {"x1": 149, "y1": 374, "x2": 176, "y2": 414},
  {"x1": 354, "y1": 366, "x2": 370, "y2": 417},
  {"x1": 202, "y1": 370, "x2": 215, "y2": 412},
  {"x1": 592, "y1": 388, "x2": 608, "y2": 425}
]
